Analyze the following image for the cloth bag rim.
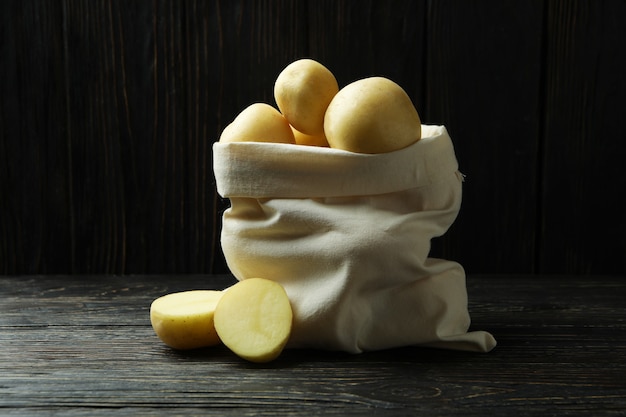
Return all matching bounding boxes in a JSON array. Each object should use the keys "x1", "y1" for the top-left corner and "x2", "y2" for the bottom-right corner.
[{"x1": 213, "y1": 125, "x2": 458, "y2": 199}]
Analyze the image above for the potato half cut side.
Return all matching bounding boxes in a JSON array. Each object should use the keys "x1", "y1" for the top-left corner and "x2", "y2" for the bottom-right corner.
[
  {"x1": 150, "y1": 290, "x2": 223, "y2": 350},
  {"x1": 214, "y1": 278, "x2": 293, "y2": 363}
]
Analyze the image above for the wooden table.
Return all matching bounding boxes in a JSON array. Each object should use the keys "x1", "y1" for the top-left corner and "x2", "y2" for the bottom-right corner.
[{"x1": 1, "y1": 274, "x2": 625, "y2": 416}]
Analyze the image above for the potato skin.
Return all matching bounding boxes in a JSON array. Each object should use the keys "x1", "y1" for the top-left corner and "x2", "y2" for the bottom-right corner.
[
  {"x1": 291, "y1": 126, "x2": 329, "y2": 147},
  {"x1": 219, "y1": 103, "x2": 295, "y2": 144},
  {"x1": 274, "y1": 59, "x2": 339, "y2": 136},
  {"x1": 324, "y1": 77, "x2": 421, "y2": 154},
  {"x1": 150, "y1": 290, "x2": 223, "y2": 350}
]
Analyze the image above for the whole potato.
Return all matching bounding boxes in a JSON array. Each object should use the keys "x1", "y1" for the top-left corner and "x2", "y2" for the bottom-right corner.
[
  {"x1": 274, "y1": 59, "x2": 339, "y2": 136},
  {"x1": 291, "y1": 125, "x2": 329, "y2": 147},
  {"x1": 219, "y1": 103, "x2": 295, "y2": 144},
  {"x1": 324, "y1": 77, "x2": 421, "y2": 154}
]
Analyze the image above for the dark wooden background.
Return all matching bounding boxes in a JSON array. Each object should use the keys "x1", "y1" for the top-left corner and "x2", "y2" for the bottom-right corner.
[{"x1": 1, "y1": 0, "x2": 625, "y2": 276}]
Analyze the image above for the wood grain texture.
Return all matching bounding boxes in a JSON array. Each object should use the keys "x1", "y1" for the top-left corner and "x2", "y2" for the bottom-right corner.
[
  {"x1": 540, "y1": 0, "x2": 626, "y2": 273},
  {"x1": 1, "y1": 1, "x2": 71, "y2": 274},
  {"x1": 62, "y1": 0, "x2": 233, "y2": 274},
  {"x1": 1, "y1": 0, "x2": 309, "y2": 275},
  {"x1": 1, "y1": 1, "x2": 626, "y2": 275},
  {"x1": 425, "y1": 0, "x2": 544, "y2": 273},
  {"x1": 1, "y1": 274, "x2": 625, "y2": 416},
  {"x1": 306, "y1": 0, "x2": 426, "y2": 105}
]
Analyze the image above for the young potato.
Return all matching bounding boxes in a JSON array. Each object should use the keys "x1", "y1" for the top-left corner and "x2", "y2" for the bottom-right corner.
[
  {"x1": 214, "y1": 278, "x2": 293, "y2": 363},
  {"x1": 150, "y1": 290, "x2": 223, "y2": 350},
  {"x1": 274, "y1": 59, "x2": 339, "y2": 136},
  {"x1": 324, "y1": 76, "x2": 422, "y2": 154},
  {"x1": 291, "y1": 125, "x2": 329, "y2": 147},
  {"x1": 219, "y1": 102, "x2": 295, "y2": 144}
]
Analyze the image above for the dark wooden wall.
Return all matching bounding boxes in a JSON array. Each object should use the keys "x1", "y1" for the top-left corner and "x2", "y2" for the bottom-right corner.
[{"x1": 1, "y1": 0, "x2": 625, "y2": 276}]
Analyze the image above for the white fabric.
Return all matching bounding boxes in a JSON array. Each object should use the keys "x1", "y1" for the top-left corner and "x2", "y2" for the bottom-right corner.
[{"x1": 213, "y1": 125, "x2": 496, "y2": 353}]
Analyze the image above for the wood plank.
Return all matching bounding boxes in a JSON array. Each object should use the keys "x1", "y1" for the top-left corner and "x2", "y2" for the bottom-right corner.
[
  {"x1": 215, "y1": 0, "x2": 309, "y2": 112},
  {"x1": 3, "y1": 1, "x2": 626, "y2": 276},
  {"x1": 425, "y1": 0, "x2": 544, "y2": 273},
  {"x1": 62, "y1": 0, "x2": 222, "y2": 274},
  {"x1": 0, "y1": 274, "x2": 236, "y2": 326},
  {"x1": 540, "y1": 0, "x2": 626, "y2": 274},
  {"x1": 0, "y1": 1, "x2": 309, "y2": 275},
  {"x1": 0, "y1": 0, "x2": 71, "y2": 274},
  {"x1": 307, "y1": 0, "x2": 427, "y2": 110},
  {"x1": 1, "y1": 274, "x2": 625, "y2": 416}
]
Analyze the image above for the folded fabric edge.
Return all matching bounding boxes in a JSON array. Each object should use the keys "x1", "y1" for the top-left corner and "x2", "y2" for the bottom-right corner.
[
  {"x1": 213, "y1": 125, "x2": 459, "y2": 199},
  {"x1": 421, "y1": 331, "x2": 498, "y2": 353}
]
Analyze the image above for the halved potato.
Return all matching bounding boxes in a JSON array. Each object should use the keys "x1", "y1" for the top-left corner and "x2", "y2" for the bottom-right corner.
[
  {"x1": 150, "y1": 290, "x2": 223, "y2": 350},
  {"x1": 214, "y1": 278, "x2": 293, "y2": 363}
]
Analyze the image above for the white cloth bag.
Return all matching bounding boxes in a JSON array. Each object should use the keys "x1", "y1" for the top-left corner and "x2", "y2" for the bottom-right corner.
[{"x1": 213, "y1": 125, "x2": 496, "y2": 353}]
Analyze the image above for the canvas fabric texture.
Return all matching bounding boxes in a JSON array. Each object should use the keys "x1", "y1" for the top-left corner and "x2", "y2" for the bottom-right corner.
[{"x1": 213, "y1": 125, "x2": 496, "y2": 353}]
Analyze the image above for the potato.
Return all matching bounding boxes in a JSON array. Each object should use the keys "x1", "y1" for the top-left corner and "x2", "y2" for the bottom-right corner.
[
  {"x1": 219, "y1": 102, "x2": 295, "y2": 144},
  {"x1": 274, "y1": 59, "x2": 339, "y2": 136},
  {"x1": 324, "y1": 76, "x2": 421, "y2": 154},
  {"x1": 291, "y1": 125, "x2": 329, "y2": 147},
  {"x1": 214, "y1": 278, "x2": 293, "y2": 363},
  {"x1": 150, "y1": 290, "x2": 223, "y2": 350}
]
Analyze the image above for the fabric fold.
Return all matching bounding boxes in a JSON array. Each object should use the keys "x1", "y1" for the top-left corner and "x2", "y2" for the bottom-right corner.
[
  {"x1": 214, "y1": 125, "x2": 458, "y2": 198},
  {"x1": 213, "y1": 125, "x2": 496, "y2": 354}
]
